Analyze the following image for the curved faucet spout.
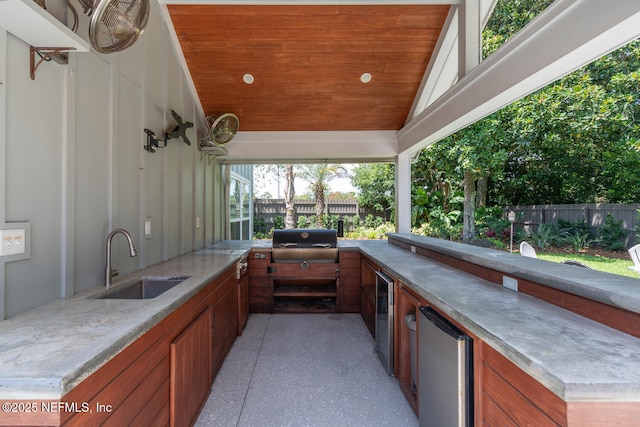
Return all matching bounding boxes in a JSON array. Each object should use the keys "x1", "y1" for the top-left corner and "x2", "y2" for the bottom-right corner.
[{"x1": 105, "y1": 228, "x2": 138, "y2": 288}]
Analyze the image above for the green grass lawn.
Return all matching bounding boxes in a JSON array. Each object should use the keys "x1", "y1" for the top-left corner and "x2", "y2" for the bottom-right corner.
[{"x1": 537, "y1": 252, "x2": 639, "y2": 278}]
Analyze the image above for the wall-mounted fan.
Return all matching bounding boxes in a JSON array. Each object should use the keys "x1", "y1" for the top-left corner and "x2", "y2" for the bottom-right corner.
[
  {"x1": 200, "y1": 113, "x2": 240, "y2": 149},
  {"x1": 70, "y1": 0, "x2": 150, "y2": 54}
]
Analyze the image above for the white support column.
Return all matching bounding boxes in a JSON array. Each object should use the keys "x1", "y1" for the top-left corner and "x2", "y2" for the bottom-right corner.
[
  {"x1": 458, "y1": 0, "x2": 481, "y2": 78},
  {"x1": 395, "y1": 152, "x2": 412, "y2": 233}
]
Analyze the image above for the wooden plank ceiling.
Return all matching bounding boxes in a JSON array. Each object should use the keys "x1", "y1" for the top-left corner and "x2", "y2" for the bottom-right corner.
[{"x1": 168, "y1": 4, "x2": 450, "y2": 132}]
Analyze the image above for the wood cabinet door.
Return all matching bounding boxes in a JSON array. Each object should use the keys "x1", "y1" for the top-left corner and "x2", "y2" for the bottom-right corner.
[
  {"x1": 170, "y1": 307, "x2": 212, "y2": 427},
  {"x1": 211, "y1": 273, "x2": 239, "y2": 377},
  {"x1": 238, "y1": 274, "x2": 249, "y2": 334},
  {"x1": 249, "y1": 251, "x2": 271, "y2": 312},
  {"x1": 396, "y1": 285, "x2": 423, "y2": 414},
  {"x1": 338, "y1": 250, "x2": 361, "y2": 312},
  {"x1": 360, "y1": 258, "x2": 377, "y2": 336}
]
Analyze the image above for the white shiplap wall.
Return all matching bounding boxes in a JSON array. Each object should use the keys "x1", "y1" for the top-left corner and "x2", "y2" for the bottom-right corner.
[{"x1": 0, "y1": 0, "x2": 223, "y2": 319}]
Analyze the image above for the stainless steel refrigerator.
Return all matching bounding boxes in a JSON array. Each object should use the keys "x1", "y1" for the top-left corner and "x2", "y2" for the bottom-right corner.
[{"x1": 418, "y1": 305, "x2": 473, "y2": 427}]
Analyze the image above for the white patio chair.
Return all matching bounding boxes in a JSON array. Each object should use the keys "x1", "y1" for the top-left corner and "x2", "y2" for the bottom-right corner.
[
  {"x1": 628, "y1": 244, "x2": 640, "y2": 276},
  {"x1": 519, "y1": 241, "x2": 538, "y2": 258}
]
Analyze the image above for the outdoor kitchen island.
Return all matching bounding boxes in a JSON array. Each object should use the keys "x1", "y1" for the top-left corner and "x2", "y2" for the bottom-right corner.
[
  {"x1": 0, "y1": 235, "x2": 638, "y2": 426},
  {"x1": 363, "y1": 234, "x2": 640, "y2": 426}
]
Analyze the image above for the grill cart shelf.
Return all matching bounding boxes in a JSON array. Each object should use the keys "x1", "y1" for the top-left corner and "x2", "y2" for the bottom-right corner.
[{"x1": 268, "y1": 264, "x2": 340, "y2": 313}]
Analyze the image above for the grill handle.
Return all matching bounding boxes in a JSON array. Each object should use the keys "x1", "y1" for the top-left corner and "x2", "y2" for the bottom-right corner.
[
  {"x1": 278, "y1": 243, "x2": 298, "y2": 248},
  {"x1": 312, "y1": 243, "x2": 332, "y2": 248}
]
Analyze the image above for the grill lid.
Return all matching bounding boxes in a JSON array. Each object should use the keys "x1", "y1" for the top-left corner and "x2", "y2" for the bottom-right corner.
[
  {"x1": 272, "y1": 229, "x2": 337, "y2": 249},
  {"x1": 271, "y1": 229, "x2": 338, "y2": 263}
]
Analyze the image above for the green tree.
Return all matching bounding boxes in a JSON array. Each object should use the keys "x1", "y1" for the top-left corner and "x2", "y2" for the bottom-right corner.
[
  {"x1": 412, "y1": 0, "x2": 640, "y2": 242},
  {"x1": 419, "y1": 114, "x2": 511, "y2": 240},
  {"x1": 297, "y1": 164, "x2": 348, "y2": 228},
  {"x1": 351, "y1": 163, "x2": 395, "y2": 220},
  {"x1": 412, "y1": 0, "x2": 552, "y2": 241},
  {"x1": 284, "y1": 165, "x2": 296, "y2": 229},
  {"x1": 495, "y1": 40, "x2": 640, "y2": 205},
  {"x1": 482, "y1": 0, "x2": 554, "y2": 58}
]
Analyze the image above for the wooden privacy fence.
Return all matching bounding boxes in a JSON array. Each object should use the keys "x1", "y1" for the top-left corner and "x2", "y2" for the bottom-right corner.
[
  {"x1": 254, "y1": 198, "x2": 385, "y2": 230},
  {"x1": 507, "y1": 203, "x2": 640, "y2": 248}
]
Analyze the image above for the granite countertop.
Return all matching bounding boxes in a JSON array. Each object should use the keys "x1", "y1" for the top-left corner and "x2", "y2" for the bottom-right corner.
[
  {"x1": 0, "y1": 237, "x2": 638, "y2": 404},
  {"x1": 358, "y1": 238, "x2": 640, "y2": 402},
  {"x1": 0, "y1": 248, "x2": 252, "y2": 400},
  {"x1": 388, "y1": 233, "x2": 640, "y2": 314}
]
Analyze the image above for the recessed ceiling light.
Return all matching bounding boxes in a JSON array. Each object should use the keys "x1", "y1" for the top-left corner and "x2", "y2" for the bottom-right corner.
[
  {"x1": 360, "y1": 73, "x2": 372, "y2": 84},
  {"x1": 243, "y1": 73, "x2": 255, "y2": 84}
]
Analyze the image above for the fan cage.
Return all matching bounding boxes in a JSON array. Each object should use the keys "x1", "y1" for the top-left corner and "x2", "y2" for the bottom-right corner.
[
  {"x1": 89, "y1": 0, "x2": 150, "y2": 54},
  {"x1": 204, "y1": 113, "x2": 239, "y2": 146}
]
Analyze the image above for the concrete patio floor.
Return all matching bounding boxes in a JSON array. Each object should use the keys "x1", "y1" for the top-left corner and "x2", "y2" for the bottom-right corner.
[{"x1": 195, "y1": 313, "x2": 418, "y2": 427}]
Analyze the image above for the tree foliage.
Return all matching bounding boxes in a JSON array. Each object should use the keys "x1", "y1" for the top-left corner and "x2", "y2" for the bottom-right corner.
[
  {"x1": 351, "y1": 163, "x2": 395, "y2": 220},
  {"x1": 412, "y1": 0, "x2": 640, "y2": 240},
  {"x1": 297, "y1": 164, "x2": 348, "y2": 228}
]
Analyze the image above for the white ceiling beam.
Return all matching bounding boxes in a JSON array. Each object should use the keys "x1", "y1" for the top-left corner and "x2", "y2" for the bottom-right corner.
[
  {"x1": 222, "y1": 131, "x2": 398, "y2": 163},
  {"x1": 397, "y1": 0, "x2": 640, "y2": 155},
  {"x1": 407, "y1": 0, "x2": 496, "y2": 123},
  {"x1": 159, "y1": 1, "x2": 459, "y2": 5},
  {"x1": 458, "y1": 0, "x2": 481, "y2": 78},
  {"x1": 406, "y1": 6, "x2": 458, "y2": 122}
]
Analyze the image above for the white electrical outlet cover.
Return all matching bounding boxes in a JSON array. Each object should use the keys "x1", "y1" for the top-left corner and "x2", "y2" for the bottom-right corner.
[
  {"x1": 0, "y1": 229, "x2": 26, "y2": 256},
  {"x1": 503, "y1": 276, "x2": 518, "y2": 291}
]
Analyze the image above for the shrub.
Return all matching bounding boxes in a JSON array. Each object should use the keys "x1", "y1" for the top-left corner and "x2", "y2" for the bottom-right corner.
[
  {"x1": 529, "y1": 223, "x2": 563, "y2": 250},
  {"x1": 556, "y1": 219, "x2": 594, "y2": 251},
  {"x1": 558, "y1": 219, "x2": 591, "y2": 237},
  {"x1": 344, "y1": 215, "x2": 360, "y2": 231},
  {"x1": 565, "y1": 231, "x2": 595, "y2": 252},
  {"x1": 343, "y1": 222, "x2": 394, "y2": 239},
  {"x1": 273, "y1": 216, "x2": 284, "y2": 230},
  {"x1": 475, "y1": 207, "x2": 510, "y2": 242},
  {"x1": 412, "y1": 220, "x2": 462, "y2": 241},
  {"x1": 363, "y1": 214, "x2": 384, "y2": 228},
  {"x1": 598, "y1": 213, "x2": 626, "y2": 251},
  {"x1": 297, "y1": 215, "x2": 311, "y2": 228},
  {"x1": 253, "y1": 217, "x2": 267, "y2": 235}
]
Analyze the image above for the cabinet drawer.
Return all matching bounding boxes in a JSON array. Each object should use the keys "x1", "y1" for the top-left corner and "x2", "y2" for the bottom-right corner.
[{"x1": 268, "y1": 262, "x2": 339, "y2": 277}]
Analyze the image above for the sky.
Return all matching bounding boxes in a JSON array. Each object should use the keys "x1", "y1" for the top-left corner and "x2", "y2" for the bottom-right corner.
[{"x1": 254, "y1": 164, "x2": 358, "y2": 199}]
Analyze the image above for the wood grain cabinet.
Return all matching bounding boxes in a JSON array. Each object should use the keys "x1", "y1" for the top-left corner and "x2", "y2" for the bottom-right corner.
[
  {"x1": 59, "y1": 266, "x2": 238, "y2": 427},
  {"x1": 210, "y1": 270, "x2": 238, "y2": 378},
  {"x1": 338, "y1": 250, "x2": 361, "y2": 313},
  {"x1": 395, "y1": 283, "x2": 423, "y2": 415},
  {"x1": 238, "y1": 271, "x2": 249, "y2": 335},
  {"x1": 360, "y1": 257, "x2": 377, "y2": 337},
  {"x1": 248, "y1": 250, "x2": 271, "y2": 312},
  {"x1": 170, "y1": 307, "x2": 212, "y2": 427}
]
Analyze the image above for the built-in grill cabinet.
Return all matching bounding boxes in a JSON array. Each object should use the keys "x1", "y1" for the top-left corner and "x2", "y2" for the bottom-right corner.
[{"x1": 269, "y1": 229, "x2": 340, "y2": 312}]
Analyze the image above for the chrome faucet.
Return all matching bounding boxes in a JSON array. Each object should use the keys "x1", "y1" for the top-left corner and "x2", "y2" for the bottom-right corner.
[{"x1": 105, "y1": 228, "x2": 138, "y2": 288}]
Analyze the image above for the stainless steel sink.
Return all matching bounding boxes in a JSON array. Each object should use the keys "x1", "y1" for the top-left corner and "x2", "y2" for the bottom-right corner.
[{"x1": 93, "y1": 275, "x2": 191, "y2": 299}]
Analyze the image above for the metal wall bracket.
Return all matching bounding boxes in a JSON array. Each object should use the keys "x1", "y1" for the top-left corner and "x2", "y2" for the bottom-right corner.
[
  {"x1": 199, "y1": 144, "x2": 227, "y2": 164},
  {"x1": 144, "y1": 128, "x2": 167, "y2": 153},
  {"x1": 30, "y1": 47, "x2": 74, "y2": 80},
  {"x1": 144, "y1": 110, "x2": 193, "y2": 153},
  {"x1": 165, "y1": 110, "x2": 193, "y2": 146}
]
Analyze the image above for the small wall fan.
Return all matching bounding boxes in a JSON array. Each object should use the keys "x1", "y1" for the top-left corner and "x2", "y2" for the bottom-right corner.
[
  {"x1": 70, "y1": 0, "x2": 150, "y2": 54},
  {"x1": 200, "y1": 113, "x2": 240, "y2": 149}
]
